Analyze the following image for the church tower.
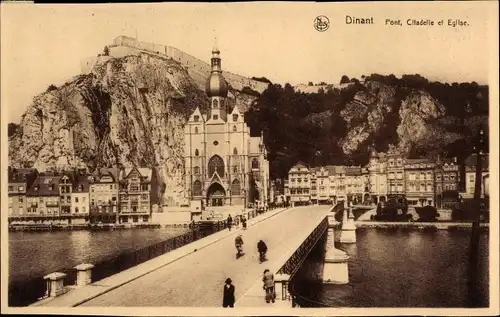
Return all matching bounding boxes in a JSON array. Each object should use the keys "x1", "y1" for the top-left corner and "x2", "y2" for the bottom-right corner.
[{"x1": 205, "y1": 41, "x2": 229, "y2": 122}]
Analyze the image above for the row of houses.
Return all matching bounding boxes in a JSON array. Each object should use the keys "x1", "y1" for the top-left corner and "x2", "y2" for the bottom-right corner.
[
  {"x1": 7, "y1": 166, "x2": 161, "y2": 225},
  {"x1": 285, "y1": 150, "x2": 489, "y2": 208}
]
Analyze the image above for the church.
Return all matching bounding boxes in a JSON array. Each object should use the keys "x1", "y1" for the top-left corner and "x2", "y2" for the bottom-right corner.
[{"x1": 183, "y1": 44, "x2": 269, "y2": 207}]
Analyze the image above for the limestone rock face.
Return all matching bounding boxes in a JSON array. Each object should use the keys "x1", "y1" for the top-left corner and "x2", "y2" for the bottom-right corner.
[
  {"x1": 8, "y1": 53, "x2": 254, "y2": 205},
  {"x1": 338, "y1": 81, "x2": 453, "y2": 156}
]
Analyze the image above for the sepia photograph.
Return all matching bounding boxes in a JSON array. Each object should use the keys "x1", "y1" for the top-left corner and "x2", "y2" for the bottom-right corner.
[{"x1": 1, "y1": 1, "x2": 498, "y2": 316}]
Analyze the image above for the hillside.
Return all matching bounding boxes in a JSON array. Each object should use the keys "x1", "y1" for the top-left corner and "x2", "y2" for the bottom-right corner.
[
  {"x1": 8, "y1": 44, "x2": 489, "y2": 201},
  {"x1": 245, "y1": 74, "x2": 489, "y2": 179}
]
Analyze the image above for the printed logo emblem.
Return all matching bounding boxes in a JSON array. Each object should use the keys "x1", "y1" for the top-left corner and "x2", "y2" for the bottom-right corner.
[{"x1": 314, "y1": 16, "x2": 330, "y2": 32}]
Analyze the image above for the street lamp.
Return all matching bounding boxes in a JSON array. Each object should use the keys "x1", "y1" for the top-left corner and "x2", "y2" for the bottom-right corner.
[{"x1": 467, "y1": 123, "x2": 486, "y2": 307}]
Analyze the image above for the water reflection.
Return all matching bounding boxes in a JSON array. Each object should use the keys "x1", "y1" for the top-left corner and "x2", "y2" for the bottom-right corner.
[
  {"x1": 9, "y1": 228, "x2": 188, "y2": 286},
  {"x1": 292, "y1": 228, "x2": 489, "y2": 307}
]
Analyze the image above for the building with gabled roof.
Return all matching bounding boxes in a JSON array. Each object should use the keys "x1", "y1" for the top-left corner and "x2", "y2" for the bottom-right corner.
[
  {"x1": 25, "y1": 174, "x2": 62, "y2": 221},
  {"x1": 118, "y1": 166, "x2": 159, "y2": 223},
  {"x1": 88, "y1": 167, "x2": 120, "y2": 224},
  {"x1": 7, "y1": 167, "x2": 39, "y2": 221}
]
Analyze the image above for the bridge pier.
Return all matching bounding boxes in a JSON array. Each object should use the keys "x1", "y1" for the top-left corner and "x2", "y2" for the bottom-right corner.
[
  {"x1": 323, "y1": 215, "x2": 350, "y2": 284},
  {"x1": 340, "y1": 204, "x2": 357, "y2": 243}
]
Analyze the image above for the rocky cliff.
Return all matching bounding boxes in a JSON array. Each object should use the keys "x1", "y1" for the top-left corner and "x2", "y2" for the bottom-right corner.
[
  {"x1": 245, "y1": 76, "x2": 488, "y2": 178},
  {"x1": 8, "y1": 52, "x2": 256, "y2": 205},
  {"x1": 338, "y1": 80, "x2": 462, "y2": 156}
]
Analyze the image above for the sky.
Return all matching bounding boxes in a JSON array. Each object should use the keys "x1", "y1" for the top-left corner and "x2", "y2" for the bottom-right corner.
[{"x1": 1, "y1": 2, "x2": 496, "y2": 123}]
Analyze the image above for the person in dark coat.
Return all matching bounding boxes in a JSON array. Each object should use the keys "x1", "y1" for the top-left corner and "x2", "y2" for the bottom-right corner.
[
  {"x1": 241, "y1": 215, "x2": 247, "y2": 230},
  {"x1": 227, "y1": 214, "x2": 233, "y2": 231},
  {"x1": 257, "y1": 239, "x2": 268, "y2": 262},
  {"x1": 222, "y1": 278, "x2": 235, "y2": 307}
]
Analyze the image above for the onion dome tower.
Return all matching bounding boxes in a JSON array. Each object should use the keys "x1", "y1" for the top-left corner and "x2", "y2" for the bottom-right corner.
[{"x1": 205, "y1": 39, "x2": 229, "y2": 121}]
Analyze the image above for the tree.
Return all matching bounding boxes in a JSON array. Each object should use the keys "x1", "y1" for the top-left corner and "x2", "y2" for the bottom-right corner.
[
  {"x1": 8, "y1": 123, "x2": 20, "y2": 137},
  {"x1": 103, "y1": 46, "x2": 110, "y2": 56},
  {"x1": 308, "y1": 81, "x2": 314, "y2": 86},
  {"x1": 340, "y1": 75, "x2": 350, "y2": 84},
  {"x1": 46, "y1": 84, "x2": 58, "y2": 92}
]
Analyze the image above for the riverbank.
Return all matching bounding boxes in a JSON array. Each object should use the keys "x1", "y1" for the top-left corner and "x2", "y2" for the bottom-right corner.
[
  {"x1": 355, "y1": 221, "x2": 489, "y2": 230},
  {"x1": 8, "y1": 223, "x2": 165, "y2": 232}
]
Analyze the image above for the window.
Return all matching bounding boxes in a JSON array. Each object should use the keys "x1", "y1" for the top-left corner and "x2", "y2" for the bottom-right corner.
[
  {"x1": 213, "y1": 141, "x2": 219, "y2": 146},
  {"x1": 252, "y1": 158, "x2": 259, "y2": 169},
  {"x1": 195, "y1": 149, "x2": 199, "y2": 156},
  {"x1": 141, "y1": 194, "x2": 149, "y2": 200},
  {"x1": 213, "y1": 99, "x2": 219, "y2": 108},
  {"x1": 233, "y1": 165, "x2": 238, "y2": 173},
  {"x1": 231, "y1": 179, "x2": 241, "y2": 195},
  {"x1": 233, "y1": 114, "x2": 238, "y2": 121},
  {"x1": 208, "y1": 155, "x2": 225, "y2": 177},
  {"x1": 233, "y1": 148, "x2": 238, "y2": 155},
  {"x1": 194, "y1": 127, "x2": 198, "y2": 134},
  {"x1": 233, "y1": 125, "x2": 237, "y2": 132},
  {"x1": 18, "y1": 197, "x2": 23, "y2": 203},
  {"x1": 213, "y1": 115, "x2": 218, "y2": 120},
  {"x1": 8, "y1": 186, "x2": 13, "y2": 192},
  {"x1": 194, "y1": 115, "x2": 200, "y2": 122},
  {"x1": 130, "y1": 183, "x2": 139, "y2": 191},
  {"x1": 75, "y1": 207, "x2": 79, "y2": 213},
  {"x1": 192, "y1": 180, "x2": 202, "y2": 196},
  {"x1": 194, "y1": 166, "x2": 200, "y2": 174}
]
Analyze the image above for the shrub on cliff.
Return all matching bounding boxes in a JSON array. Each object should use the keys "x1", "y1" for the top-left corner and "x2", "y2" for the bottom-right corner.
[
  {"x1": 241, "y1": 86, "x2": 260, "y2": 97},
  {"x1": 46, "y1": 84, "x2": 58, "y2": 92},
  {"x1": 8, "y1": 123, "x2": 20, "y2": 137},
  {"x1": 251, "y1": 76, "x2": 272, "y2": 84}
]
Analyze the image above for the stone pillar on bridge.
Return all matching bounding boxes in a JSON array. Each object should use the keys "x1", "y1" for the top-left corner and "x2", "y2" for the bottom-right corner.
[
  {"x1": 340, "y1": 202, "x2": 356, "y2": 243},
  {"x1": 274, "y1": 273, "x2": 292, "y2": 303},
  {"x1": 323, "y1": 215, "x2": 350, "y2": 284}
]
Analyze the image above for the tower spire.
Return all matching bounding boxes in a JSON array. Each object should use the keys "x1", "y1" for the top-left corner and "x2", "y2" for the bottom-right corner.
[{"x1": 213, "y1": 35, "x2": 219, "y2": 53}]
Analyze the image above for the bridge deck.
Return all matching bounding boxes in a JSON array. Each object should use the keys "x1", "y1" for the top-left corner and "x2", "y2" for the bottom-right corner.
[{"x1": 73, "y1": 205, "x2": 330, "y2": 307}]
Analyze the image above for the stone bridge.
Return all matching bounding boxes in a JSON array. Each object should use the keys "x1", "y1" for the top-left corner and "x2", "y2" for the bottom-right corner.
[{"x1": 31, "y1": 204, "x2": 344, "y2": 308}]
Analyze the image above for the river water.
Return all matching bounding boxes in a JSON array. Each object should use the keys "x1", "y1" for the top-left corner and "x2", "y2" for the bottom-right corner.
[
  {"x1": 292, "y1": 228, "x2": 489, "y2": 308},
  {"x1": 9, "y1": 227, "x2": 489, "y2": 308},
  {"x1": 8, "y1": 228, "x2": 188, "y2": 286}
]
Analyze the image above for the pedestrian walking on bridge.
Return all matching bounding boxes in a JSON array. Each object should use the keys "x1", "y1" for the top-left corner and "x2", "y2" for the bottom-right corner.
[
  {"x1": 262, "y1": 269, "x2": 276, "y2": 303},
  {"x1": 222, "y1": 278, "x2": 235, "y2": 308},
  {"x1": 227, "y1": 214, "x2": 233, "y2": 231}
]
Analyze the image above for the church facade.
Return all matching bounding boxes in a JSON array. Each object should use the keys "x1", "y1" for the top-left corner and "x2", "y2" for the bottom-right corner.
[{"x1": 183, "y1": 45, "x2": 269, "y2": 207}]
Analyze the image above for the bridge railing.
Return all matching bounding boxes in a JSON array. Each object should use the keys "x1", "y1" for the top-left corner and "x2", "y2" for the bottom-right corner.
[{"x1": 275, "y1": 216, "x2": 329, "y2": 304}]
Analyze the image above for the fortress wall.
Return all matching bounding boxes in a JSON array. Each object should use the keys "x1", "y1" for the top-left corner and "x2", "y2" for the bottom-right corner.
[{"x1": 102, "y1": 36, "x2": 270, "y2": 92}]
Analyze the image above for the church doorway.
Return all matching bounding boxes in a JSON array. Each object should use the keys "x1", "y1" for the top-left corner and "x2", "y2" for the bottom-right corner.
[{"x1": 207, "y1": 182, "x2": 226, "y2": 207}]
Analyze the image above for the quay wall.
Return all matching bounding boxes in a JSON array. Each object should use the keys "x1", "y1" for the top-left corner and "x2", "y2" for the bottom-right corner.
[
  {"x1": 355, "y1": 221, "x2": 489, "y2": 230},
  {"x1": 81, "y1": 36, "x2": 270, "y2": 93}
]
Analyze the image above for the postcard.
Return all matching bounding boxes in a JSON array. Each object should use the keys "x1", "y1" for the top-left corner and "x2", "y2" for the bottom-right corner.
[{"x1": 1, "y1": 1, "x2": 498, "y2": 316}]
